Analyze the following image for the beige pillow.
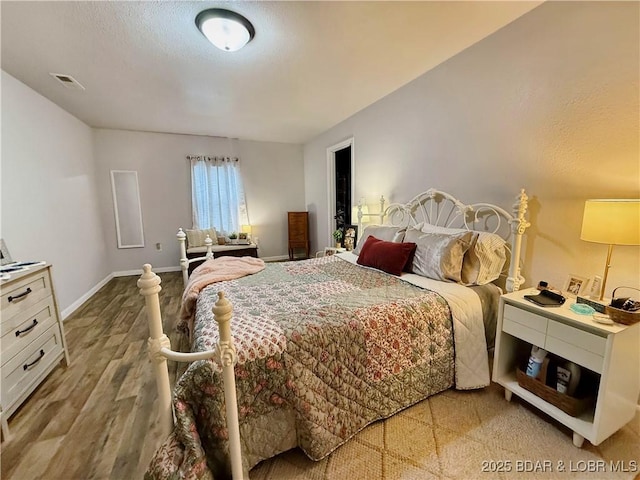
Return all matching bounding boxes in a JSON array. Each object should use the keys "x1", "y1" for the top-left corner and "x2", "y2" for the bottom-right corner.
[
  {"x1": 404, "y1": 227, "x2": 475, "y2": 282},
  {"x1": 419, "y1": 224, "x2": 507, "y2": 285},
  {"x1": 185, "y1": 228, "x2": 217, "y2": 248},
  {"x1": 353, "y1": 225, "x2": 406, "y2": 255}
]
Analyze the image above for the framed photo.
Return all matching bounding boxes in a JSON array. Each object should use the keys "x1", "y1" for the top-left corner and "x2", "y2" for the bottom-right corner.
[
  {"x1": 343, "y1": 225, "x2": 358, "y2": 252},
  {"x1": 238, "y1": 232, "x2": 248, "y2": 240},
  {"x1": 324, "y1": 247, "x2": 340, "y2": 256},
  {"x1": 0, "y1": 239, "x2": 12, "y2": 265},
  {"x1": 564, "y1": 274, "x2": 588, "y2": 297}
]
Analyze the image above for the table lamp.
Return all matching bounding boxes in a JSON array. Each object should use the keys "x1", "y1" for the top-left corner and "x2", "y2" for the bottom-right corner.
[
  {"x1": 580, "y1": 199, "x2": 640, "y2": 300},
  {"x1": 240, "y1": 224, "x2": 252, "y2": 242}
]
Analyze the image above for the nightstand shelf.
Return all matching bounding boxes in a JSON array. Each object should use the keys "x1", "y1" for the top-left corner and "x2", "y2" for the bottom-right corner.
[{"x1": 493, "y1": 289, "x2": 639, "y2": 448}]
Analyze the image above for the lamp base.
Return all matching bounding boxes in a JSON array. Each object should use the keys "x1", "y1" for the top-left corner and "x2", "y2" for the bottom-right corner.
[{"x1": 576, "y1": 296, "x2": 608, "y2": 314}]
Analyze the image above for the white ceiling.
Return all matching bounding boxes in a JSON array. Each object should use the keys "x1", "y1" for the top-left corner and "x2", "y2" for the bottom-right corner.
[{"x1": 1, "y1": 1, "x2": 542, "y2": 144}]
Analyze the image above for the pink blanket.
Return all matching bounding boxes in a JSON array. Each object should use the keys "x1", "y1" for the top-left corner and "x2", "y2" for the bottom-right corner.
[{"x1": 179, "y1": 256, "x2": 265, "y2": 337}]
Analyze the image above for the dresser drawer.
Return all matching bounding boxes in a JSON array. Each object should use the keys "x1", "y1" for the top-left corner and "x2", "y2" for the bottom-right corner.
[
  {"x1": 288, "y1": 215, "x2": 306, "y2": 226},
  {"x1": 503, "y1": 304, "x2": 548, "y2": 333},
  {"x1": 544, "y1": 336, "x2": 604, "y2": 374},
  {"x1": 1, "y1": 325, "x2": 64, "y2": 409},
  {"x1": 545, "y1": 320, "x2": 606, "y2": 374},
  {"x1": 502, "y1": 317, "x2": 546, "y2": 347},
  {"x1": 1, "y1": 296, "x2": 58, "y2": 365},
  {"x1": 546, "y1": 320, "x2": 607, "y2": 356},
  {"x1": 1, "y1": 270, "x2": 51, "y2": 320}
]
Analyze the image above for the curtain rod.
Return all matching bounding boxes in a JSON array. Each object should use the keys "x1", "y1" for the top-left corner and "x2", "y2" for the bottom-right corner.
[{"x1": 186, "y1": 155, "x2": 239, "y2": 162}]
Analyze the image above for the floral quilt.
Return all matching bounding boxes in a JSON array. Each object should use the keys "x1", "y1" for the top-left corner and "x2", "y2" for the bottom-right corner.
[{"x1": 146, "y1": 255, "x2": 455, "y2": 480}]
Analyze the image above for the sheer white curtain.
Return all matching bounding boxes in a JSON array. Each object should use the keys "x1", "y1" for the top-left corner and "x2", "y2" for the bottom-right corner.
[{"x1": 189, "y1": 156, "x2": 248, "y2": 234}]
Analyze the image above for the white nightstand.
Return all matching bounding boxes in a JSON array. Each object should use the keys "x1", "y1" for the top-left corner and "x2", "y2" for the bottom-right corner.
[{"x1": 492, "y1": 288, "x2": 640, "y2": 448}]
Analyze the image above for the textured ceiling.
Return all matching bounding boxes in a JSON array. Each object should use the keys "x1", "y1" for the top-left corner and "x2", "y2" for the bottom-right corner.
[{"x1": 1, "y1": 1, "x2": 542, "y2": 144}]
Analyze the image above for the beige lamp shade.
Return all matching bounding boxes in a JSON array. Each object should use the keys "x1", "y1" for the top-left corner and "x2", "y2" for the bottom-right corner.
[
  {"x1": 240, "y1": 224, "x2": 252, "y2": 234},
  {"x1": 580, "y1": 199, "x2": 640, "y2": 246}
]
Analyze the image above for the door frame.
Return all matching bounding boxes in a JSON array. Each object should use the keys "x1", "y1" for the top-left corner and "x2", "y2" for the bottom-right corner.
[{"x1": 326, "y1": 137, "x2": 355, "y2": 246}]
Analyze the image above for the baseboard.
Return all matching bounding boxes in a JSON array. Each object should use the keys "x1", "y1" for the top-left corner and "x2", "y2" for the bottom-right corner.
[
  {"x1": 61, "y1": 272, "x2": 114, "y2": 320},
  {"x1": 112, "y1": 265, "x2": 182, "y2": 277}
]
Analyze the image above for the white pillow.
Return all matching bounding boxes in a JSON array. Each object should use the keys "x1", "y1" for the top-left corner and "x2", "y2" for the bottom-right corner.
[
  {"x1": 185, "y1": 228, "x2": 217, "y2": 248},
  {"x1": 353, "y1": 225, "x2": 406, "y2": 255},
  {"x1": 420, "y1": 224, "x2": 507, "y2": 285},
  {"x1": 404, "y1": 227, "x2": 475, "y2": 282}
]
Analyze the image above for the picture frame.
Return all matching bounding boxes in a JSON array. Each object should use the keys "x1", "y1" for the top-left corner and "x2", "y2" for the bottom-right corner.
[
  {"x1": 343, "y1": 225, "x2": 358, "y2": 252},
  {"x1": 0, "y1": 239, "x2": 12, "y2": 265},
  {"x1": 324, "y1": 247, "x2": 341, "y2": 256},
  {"x1": 564, "y1": 274, "x2": 589, "y2": 297},
  {"x1": 238, "y1": 232, "x2": 248, "y2": 240}
]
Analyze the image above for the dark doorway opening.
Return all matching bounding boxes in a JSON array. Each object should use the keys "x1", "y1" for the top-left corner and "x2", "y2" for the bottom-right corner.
[{"x1": 334, "y1": 146, "x2": 352, "y2": 231}]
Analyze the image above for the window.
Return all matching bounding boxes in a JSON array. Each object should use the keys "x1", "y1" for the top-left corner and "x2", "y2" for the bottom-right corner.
[{"x1": 190, "y1": 156, "x2": 248, "y2": 234}]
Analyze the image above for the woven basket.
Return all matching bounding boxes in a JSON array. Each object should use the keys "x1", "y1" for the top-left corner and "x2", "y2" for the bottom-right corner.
[
  {"x1": 606, "y1": 287, "x2": 640, "y2": 325},
  {"x1": 516, "y1": 369, "x2": 592, "y2": 417}
]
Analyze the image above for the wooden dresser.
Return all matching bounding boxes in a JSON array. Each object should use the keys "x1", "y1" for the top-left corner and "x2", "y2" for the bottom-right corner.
[
  {"x1": 1, "y1": 264, "x2": 69, "y2": 439},
  {"x1": 288, "y1": 212, "x2": 310, "y2": 260}
]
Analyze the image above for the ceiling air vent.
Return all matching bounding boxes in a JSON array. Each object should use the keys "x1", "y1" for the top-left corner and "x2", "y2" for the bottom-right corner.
[{"x1": 49, "y1": 73, "x2": 85, "y2": 91}]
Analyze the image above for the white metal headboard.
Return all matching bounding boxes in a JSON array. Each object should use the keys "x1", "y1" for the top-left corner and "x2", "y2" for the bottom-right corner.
[{"x1": 356, "y1": 188, "x2": 530, "y2": 292}]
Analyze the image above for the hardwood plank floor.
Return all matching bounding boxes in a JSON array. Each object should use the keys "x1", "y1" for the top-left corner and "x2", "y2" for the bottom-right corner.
[{"x1": 1, "y1": 271, "x2": 184, "y2": 480}]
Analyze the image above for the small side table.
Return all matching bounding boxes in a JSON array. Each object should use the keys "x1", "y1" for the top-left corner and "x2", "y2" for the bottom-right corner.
[
  {"x1": 493, "y1": 288, "x2": 639, "y2": 448},
  {"x1": 317, "y1": 247, "x2": 346, "y2": 258}
]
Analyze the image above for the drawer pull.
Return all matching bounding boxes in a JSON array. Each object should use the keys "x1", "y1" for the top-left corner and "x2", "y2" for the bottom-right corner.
[
  {"x1": 15, "y1": 319, "x2": 39, "y2": 337},
  {"x1": 23, "y1": 350, "x2": 45, "y2": 370},
  {"x1": 8, "y1": 287, "x2": 32, "y2": 302}
]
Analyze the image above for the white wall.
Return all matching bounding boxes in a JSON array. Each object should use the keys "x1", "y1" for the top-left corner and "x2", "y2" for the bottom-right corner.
[
  {"x1": 304, "y1": 2, "x2": 640, "y2": 295},
  {"x1": 1, "y1": 71, "x2": 110, "y2": 313},
  {"x1": 93, "y1": 129, "x2": 304, "y2": 272}
]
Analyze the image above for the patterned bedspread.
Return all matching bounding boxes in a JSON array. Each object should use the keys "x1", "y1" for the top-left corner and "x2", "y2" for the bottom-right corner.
[{"x1": 146, "y1": 255, "x2": 456, "y2": 480}]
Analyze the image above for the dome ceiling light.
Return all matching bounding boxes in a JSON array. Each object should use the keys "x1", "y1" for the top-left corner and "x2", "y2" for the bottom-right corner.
[{"x1": 195, "y1": 8, "x2": 255, "y2": 52}]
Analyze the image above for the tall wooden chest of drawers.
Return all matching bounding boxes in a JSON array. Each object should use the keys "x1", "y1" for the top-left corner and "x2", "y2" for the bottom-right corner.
[
  {"x1": 1, "y1": 264, "x2": 69, "y2": 439},
  {"x1": 288, "y1": 212, "x2": 310, "y2": 260}
]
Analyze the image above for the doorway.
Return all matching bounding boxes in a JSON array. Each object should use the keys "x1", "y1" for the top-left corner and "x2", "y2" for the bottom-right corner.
[{"x1": 327, "y1": 138, "x2": 354, "y2": 245}]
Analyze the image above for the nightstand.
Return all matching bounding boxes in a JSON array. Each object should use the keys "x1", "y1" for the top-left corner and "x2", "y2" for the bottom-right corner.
[
  {"x1": 492, "y1": 288, "x2": 640, "y2": 448},
  {"x1": 316, "y1": 247, "x2": 346, "y2": 258}
]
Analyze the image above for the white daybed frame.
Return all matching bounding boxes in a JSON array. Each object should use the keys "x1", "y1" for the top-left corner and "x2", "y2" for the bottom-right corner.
[{"x1": 139, "y1": 188, "x2": 530, "y2": 480}]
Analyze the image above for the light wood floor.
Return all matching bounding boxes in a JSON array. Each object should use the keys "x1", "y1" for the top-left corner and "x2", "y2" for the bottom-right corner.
[{"x1": 1, "y1": 271, "x2": 185, "y2": 480}]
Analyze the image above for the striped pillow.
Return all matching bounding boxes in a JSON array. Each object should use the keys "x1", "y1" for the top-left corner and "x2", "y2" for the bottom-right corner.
[{"x1": 419, "y1": 224, "x2": 507, "y2": 285}]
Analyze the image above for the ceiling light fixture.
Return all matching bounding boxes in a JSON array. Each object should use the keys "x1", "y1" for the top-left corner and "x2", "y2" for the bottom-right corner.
[{"x1": 195, "y1": 8, "x2": 255, "y2": 52}]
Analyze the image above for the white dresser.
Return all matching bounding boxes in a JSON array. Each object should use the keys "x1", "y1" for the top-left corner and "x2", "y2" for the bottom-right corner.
[
  {"x1": 493, "y1": 288, "x2": 640, "y2": 448},
  {"x1": 1, "y1": 264, "x2": 70, "y2": 439}
]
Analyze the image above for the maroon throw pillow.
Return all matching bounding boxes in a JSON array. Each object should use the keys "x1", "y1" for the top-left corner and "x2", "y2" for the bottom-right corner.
[{"x1": 356, "y1": 236, "x2": 417, "y2": 276}]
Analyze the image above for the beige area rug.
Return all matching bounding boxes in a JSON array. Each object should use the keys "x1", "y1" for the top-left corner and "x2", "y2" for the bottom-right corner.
[{"x1": 249, "y1": 383, "x2": 640, "y2": 480}]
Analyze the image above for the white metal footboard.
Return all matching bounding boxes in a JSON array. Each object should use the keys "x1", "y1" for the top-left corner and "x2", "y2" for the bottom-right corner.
[{"x1": 138, "y1": 264, "x2": 244, "y2": 480}]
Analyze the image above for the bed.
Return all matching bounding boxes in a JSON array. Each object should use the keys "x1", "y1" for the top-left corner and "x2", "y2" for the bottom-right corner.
[{"x1": 138, "y1": 188, "x2": 530, "y2": 480}]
